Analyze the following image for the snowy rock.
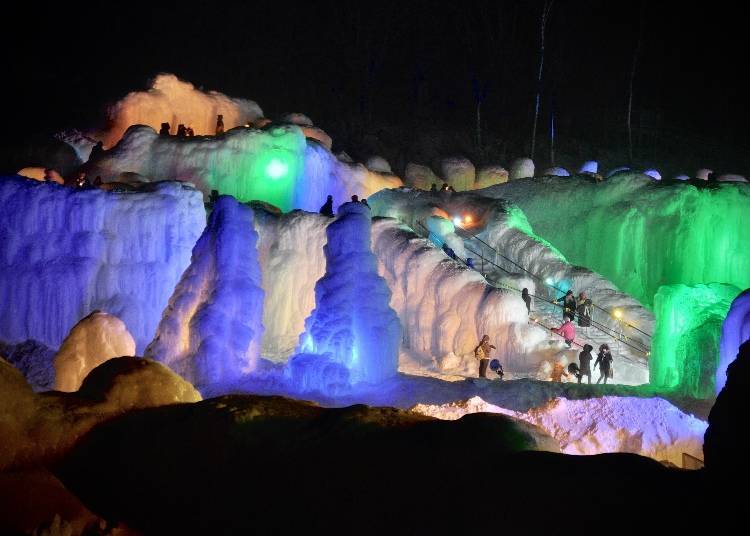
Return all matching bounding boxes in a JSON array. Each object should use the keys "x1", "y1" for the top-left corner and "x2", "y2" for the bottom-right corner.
[
  {"x1": 579, "y1": 160, "x2": 598, "y2": 174},
  {"x1": 0, "y1": 177, "x2": 205, "y2": 353},
  {"x1": 0, "y1": 339, "x2": 55, "y2": 392},
  {"x1": 717, "y1": 173, "x2": 747, "y2": 182},
  {"x1": 717, "y1": 288, "x2": 750, "y2": 393},
  {"x1": 103, "y1": 73, "x2": 264, "y2": 147},
  {"x1": 289, "y1": 202, "x2": 400, "y2": 390},
  {"x1": 509, "y1": 157, "x2": 535, "y2": 180},
  {"x1": 146, "y1": 197, "x2": 265, "y2": 389},
  {"x1": 411, "y1": 395, "x2": 706, "y2": 466},
  {"x1": 606, "y1": 166, "x2": 630, "y2": 178},
  {"x1": 439, "y1": 156, "x2": 475, "y2": 191},
  {"x1": 365, "y1": 155, "x2": 392, "y2": 174},
  {"x1": 643, "y1": 168, "x2": 662, "y2": 181},
  {"x1": 541, "y1": 167, "x2": 570, "y2": 177},
  {"x1": 474, "y1": 165, "x2": 509, "y2": 189},
  {"x1": 695, "y1": 168, "x2": 713, "y2": 181},
  {"x1": 279, "y1": 112, "x2": 314, "y2": 127},
  {"x1": 254, "y1": 210, "x2": 329, "y2": 360},
  {"x1": 404, "y1": 162, "x2": 439, "y2": 190},
  {"x1": 53, "y1": 311, "x2": 136, "y2": 392}
]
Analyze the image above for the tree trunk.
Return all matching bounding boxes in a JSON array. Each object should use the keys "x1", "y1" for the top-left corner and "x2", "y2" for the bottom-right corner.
[{"x1": 531, "y1": 0, "x2": 554, "y2": 160}]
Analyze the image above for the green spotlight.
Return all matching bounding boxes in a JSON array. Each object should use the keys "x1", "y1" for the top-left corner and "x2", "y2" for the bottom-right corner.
[{"x1": 265, "y1": 158, "x2": 289, "y2": 180}]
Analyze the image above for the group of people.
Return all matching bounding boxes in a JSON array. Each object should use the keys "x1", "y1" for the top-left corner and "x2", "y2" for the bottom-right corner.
[
  {"x1": 429, "y1": 183, "x2": 457, "y2": 193},
  {"x1": 550, "y1": 290, "x2": 594, "y2": 347},
  {"x1": 568, "y1": 343, "x2": 614, "y2": 384},
  {"x1": 318, "y1": 194, "x2": 370, "y2": 217},
  {"x1": 158, "y1": 114, "x2": 226, "y2": 138}
]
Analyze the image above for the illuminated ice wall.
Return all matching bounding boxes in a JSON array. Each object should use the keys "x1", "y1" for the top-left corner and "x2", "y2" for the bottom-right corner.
[
  {"x1": 0, "y1": 177, "x2": 205, "y2": 352},
  {"x1": 651, "y1": 284, "x2": 740, "y2": 397},
  {"x1": 102, "y1": 73, "x2": 264, "y2": 148},
  {"x1": 288, "y1": 202, "x2": 400, "y2": 391},
  {"x1": 483, "y1": 173, "x2": 750, "y2": 308},
  {"x1": 145, "y1": 197, "x2": 264, "y2": 388},
  {"x1": 86, "y1": 125, "x2": 402, "y2": 212},
  {"x1": 717, "y1": 289, "x2": 750, "y2": 393}
]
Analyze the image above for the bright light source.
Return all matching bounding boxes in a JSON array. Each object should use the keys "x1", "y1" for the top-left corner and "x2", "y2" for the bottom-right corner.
[
  {"x1": 545, "y1": 278, "x2": 553, "y2": 285},
  {"x1": 265, "y1": 158, "x2": 288, "y2": 180},
  {"x1": 613, "y1": 309, "x2": 623, "y2": 319},
  {"x1": 464, "y1": 215, "x2": 473, "y2": 224},
  {"x1": 452, "y1": 217, "x2": 462, "y2": 226}
]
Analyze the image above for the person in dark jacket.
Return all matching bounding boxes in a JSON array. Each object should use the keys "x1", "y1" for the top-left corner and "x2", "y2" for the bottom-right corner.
[
  {"x1": 216, "y1": 114, "x2": 225, "y2": 135},
  {"x1": 594, "y1": 344, "x2": 613, "y2": 384},
  {"x1": 360, "y1": 198, "x2": 370, "y2": 208},
  {"x1": 521, "y1": 288, "x2": 532, "y2": 315},
  {"x1": 474, "y1": 335, "x2": 496, "y2": 378},
  {"x1": 578, "y1": 344, "x2": 593, "y2": 384},
  {"x1": 319, "y1": 195, "x2": 334, "y2": 217},
  {"x1": 159, "y1": 122, "x2": 171, "y2": 136},
  {"x1": 577, "y1": 293, "x2": 593, "y2": 332},
  {"x1": 556, "y1": 290, "x2": 577, "y2": 320}
]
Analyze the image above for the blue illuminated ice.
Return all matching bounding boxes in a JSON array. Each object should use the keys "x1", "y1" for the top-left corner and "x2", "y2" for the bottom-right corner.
[{"x1": 718, "y1": 288, "x2": 750, "y2": 393}]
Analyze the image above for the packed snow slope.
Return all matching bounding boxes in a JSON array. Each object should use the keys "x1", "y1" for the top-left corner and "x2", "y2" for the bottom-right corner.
[
  {"x1": 102, "y1": 73, "x2": 264, "y2": 148},
  {"x1": 0, "y1": 177, "x2": 205, "y2": 352},
  {"x1": 146, "y1": 196, "x2": 264, "y2": 389},
  {"x1": 85, "y1": 124, "x2": 401, "y2": 211},
  {"x1": 481, "y1": 173, "x2": 750, "y2": 308}
]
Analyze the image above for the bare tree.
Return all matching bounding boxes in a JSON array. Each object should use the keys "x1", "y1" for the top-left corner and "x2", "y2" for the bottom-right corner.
[{"x1": 530, "y1": 0, "x2": 554, "y2": 160}]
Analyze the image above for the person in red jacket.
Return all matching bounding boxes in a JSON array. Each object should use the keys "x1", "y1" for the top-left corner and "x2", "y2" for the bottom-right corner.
[{"x1": 553, "y1": 318, "x2": 576, "y2": 347}]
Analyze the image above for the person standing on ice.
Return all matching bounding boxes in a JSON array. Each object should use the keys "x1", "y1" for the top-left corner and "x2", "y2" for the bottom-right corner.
[
  {"x1": 360, "y1": 198, "x2": 370, "y2": 208},
  {"x1": 578, "y1": 344, "x2": 593, "y2": 384},
  {"x1": 576, "y1": 292, "x2": 593, "y2": 334},
  {"x1": 430, "y1": 183, "x2": 437, "y2": 192},
  {"x1": 556, "y1": 290, "x2": 577, "y2": 320},
  {"x1": 159, "y1": 122, "x2": 171, "y2": 136},
  {"x1": 319, "y1": 195, "x2": 334, "y2": 217},
  {"x1": 351, "y1": 194, "x2": 359, "y2": 203},
  {"x1": 553, "y1": 317, "x2": 576, "y2": 347},
  {"x1": 521, "y1": 288, "x2": 532, "y2": 315},
  {"x1": 594, "y1": 344, "x2": 613, "y2": 384},
  {"x1": 215, "y1": 114, "x2": 225, "y2": 135},
  {"x1": 474, "y1": 335, "x2": 496, "y2": 378}
]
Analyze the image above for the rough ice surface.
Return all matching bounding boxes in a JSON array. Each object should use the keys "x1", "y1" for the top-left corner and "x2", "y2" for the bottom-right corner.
[
  {"x1": 0, "y1": 340, "x2": 55, "y2": 392},
  {"x1": 475, "y1": 165, "x2": 508, "y2": 189},
  {"x1": 541, "y1": 167, "x2": 570, "y2": 177},
  {"x1": 404, "y1": 163, "x2": 439, "y2": 190},
  {"x1": 695, "y1": 168, "x2": 712, "y2": 181},
  {"x1": 87, "y1": 124, "x2": 401, "y2": 211},
  {"x1": 481, "y1": 173, "x2": 750, "y2": 309},
  {"x1": 372, "y1": 218, "x2": 549, "y2": 375},
  {"x1": 279, "y1": 112, "x2": 313, "y2": 126},
  {"x1": 253, "y1": 209, "x2": 329, "y2": 360},
  {"x1": 411, "y1": 395, "x2": 706, "y2": 465},
  {"x1": 509, "y1": 157, "x2": 534, "y2": 180},
  {"x1": 717, "y1": 173, "x2": 747, "y2": 183},
  {"x1": 288, "y1": 202, "x2": 401, "y2": 390},
  {"x1": 651, "y1": 284, "x2": 740, "y2": 398},
  {"x1": 0, "y1": 177, "x2": 205, "y2": 352},
  {"x1": 145, "y1": 197, "x2": 264, "y2": 388},
  {"x1": 425, "y1": 215, "x2": 466, "y2": 258},
  {"x1": 578, "y1": 160, "x2": 598, "y2": 173},
  {"x1": 55, "y1": 129, "x2": 97, "y2": 163},
  {"x1": 643, "y1": 169, "x2": 662, "y2": 181},
  {"x1": 102, "y1": 73, "x2": 264, "y2": 147},
  {"x1": 365, "y1": 156, "x2": 392, "y2": 174},
  {"x1": 718, "y1": 289, "x2": 750, "y2": 392},
  {"x1": 439, "y1": 156, "x2": 475, "y2": 191},
  {"x1": 54, "y1": 311, "x2": 136, "y2": 392}
]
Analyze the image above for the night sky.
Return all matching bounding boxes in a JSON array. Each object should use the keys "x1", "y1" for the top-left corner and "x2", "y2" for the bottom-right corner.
[{"x1": 3, "y1": 0, "x2": 749, "y2": 174}]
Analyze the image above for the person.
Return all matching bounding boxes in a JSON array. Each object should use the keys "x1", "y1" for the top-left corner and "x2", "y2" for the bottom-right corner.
[
  {"x1": 489, "y1": 359, "x2": 504, "y2": 380},
  {"x1": 75, "y1": 171, "x2": 90, "y2": 188},
  {"x1": 360, "y1": 198, "x2": 370, "y2": 208},
  {"x1": 319, "y1": 195, "x2": 334, "y2": 217},
  {"x1": 466, "y1": 257, "x2": 475, "y2": 270},
  {"x1": 553, "y1": 317, "x2": 576, "y2": 347},
  {"x1": 159, "y1": 122, "x2": 171, "y2": 136},
  {"x1": 594, "y1": 344, "x2": 614, "y2": 384},
  {"x1": 209, "y1": 189, "x2": 220, "y2": 206},
  {"x1": 216, "y1": 114, "x2": 225, "y2": 135},
  {"x1": 351, "y1": 194, "x2": 359, "y2": 203},
  {"x1": 551, "y1": 361, "x2": 569, "y2": 382},
  {"x1": 186, "y1": 126, "x2": 195, "y2": 137},
  {"x1": 521, "y1": 288, "x2": 532, "y2": 315},
  {"x1": 440, "y1": 182, "x2": 450, "y2": 192},
  {"x1": 567, "y1": 362, "x2": 581, "y2": 381},
  {"x1": 430, "y1": 183, "x2": 437, "y2": 192},
  {"x1": 93, "y1": 175, "x2": 103, "y2": 187},
  {"x1": 576, "y1": 292, "x2": 593, "y2": 333},
  {"x1": 556, "y1": 290, "x2": 577, "y2": 320},
  {"x1": 176, "y1": 124, "x2": 187, "y2": 137},
  {"x1": 448, "y1": 185, "x2": 456, "y2": 192},
  {"x1": 442, "y1": 243, "x2": 456, "y2": 260},
  {"x1": 577, "y1": 343, "x2": 593, "y2": 384},
  {"x1": 89, "y1": 141, "x2": 104, "y2": 160},
  {"x1": 474, "y1": 335, "x2": 496, "y2": 378}
]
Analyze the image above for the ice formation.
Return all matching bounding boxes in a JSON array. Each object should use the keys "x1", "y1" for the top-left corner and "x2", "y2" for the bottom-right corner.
[
  {"x1": 643, "y1": 168, "x2": 662, "y2": 181},
  {"x1": 0, "y1": 340, "x2": 55, "y2": 392},
  {"x1": 0, "y1": 177, "x2": 205, "y2": 352},
  {"x1": 411, "y1": 395, "x2": 707, "y2": 465},
  {"x1": 651, "y1": 284, "x2": 740, "y2": 397},
  {"x1": 606, "y1": 166, "x2": 630, "y2": 178},
  {"x1": 482, "y1": 173, "x2": 750, "y2": 309},
  {"x1": 717, "y1": 173, "x2": 747, "y2": 183},
  {"x1": 86, "y1": 123, "x2": 402, "y2": 211},
  {"x1": 288, "y1": 202, "x2": 401, "y2": 390},
  {"x1": 365, "y1": 156, "x2": 392, "y2": 174},
  {"x1": 253, "y1": 209, "x2": 329, "y2": 360},
  {"x1": 717, "y1": 288, "x2": 750, "y2": 392},
  {"x1": 579, "y1": 160, "x2": 598, "y2": 173},
  {"x1": 145, "y1": 197, "x2": 264, "y2": 388},
  {"x1": 475, "y1": 165, "x2": 508, "y2": 189},
  {"x1": 425, "y1": 215, "x2": 466, "y2": 259},
  {"x1": 55, "y1": 130, "x2": 97, "y2": 163},
  {"x1": 541, "y1": 167, "x2": 570, "y2": 177},
  {"x1": 404, "y1": 162, "x2": 439, "y2": 190},
  {"x1": 695, "y1": 168, "x2": 712, "y2": 181},
  {"x1": 102, "y1": 73, "x2": 264, "y2": 147},
  {"x1": 509, "y1": 157, "x2": 534, "y2": 180},
  {"x1": 439, "y1": 156, "x2": 475, "y2": 191},
  {"x1": 53, "y1": 311, "x2": 136, "y2": 392}
]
